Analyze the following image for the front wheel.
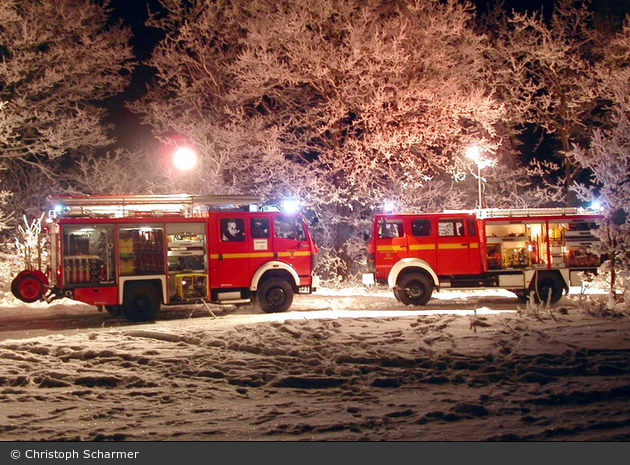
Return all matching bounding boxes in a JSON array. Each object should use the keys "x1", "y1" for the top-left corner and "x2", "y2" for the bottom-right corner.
[
  {"x1": 394, "y1": 273, "x2": 433, "y2": 306},
  {"x1": 122, "y1": 284, "x2": 161, "y2": 322},
  {"x1": 257, "y1": 278, "x2": 294, "y2": 313}
]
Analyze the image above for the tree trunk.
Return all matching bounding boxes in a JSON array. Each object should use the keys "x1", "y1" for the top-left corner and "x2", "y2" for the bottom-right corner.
[
  {"x1": 335, "y1": 203, "x2": 352, "y2": 281},
  {"x1": 560, "y1": 123, "x2": 580, "y2": 205}
]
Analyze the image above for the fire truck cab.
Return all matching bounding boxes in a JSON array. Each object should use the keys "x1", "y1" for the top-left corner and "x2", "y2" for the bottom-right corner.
[
  {"x1": 11, "y1": 194, "x2": 320, "y2": 322},
  {"x1": 364, "y1": 208, "x2": 603, "y2": 305}
]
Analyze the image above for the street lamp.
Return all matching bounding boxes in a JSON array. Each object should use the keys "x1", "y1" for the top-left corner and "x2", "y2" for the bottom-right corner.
[
  {"x1": 172, "y1": 147, "x2": 197, "y2": 171},
  {"x1": 383, "y1": 201, "x2": 396, "y2": 214},
  {"x1": 466, "y1": 146, "x2": 486, "y2": 210}
]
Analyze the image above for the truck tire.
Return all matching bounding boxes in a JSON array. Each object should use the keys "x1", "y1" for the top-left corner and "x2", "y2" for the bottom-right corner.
[
  {"x1": 257, "y1": 278, "x2": 293, "y2": 313},
  {"x1": 395, "y1": 273, "x2": 433, "y2": 306},
  {"x1": 532, "y1": 273, "x2": 564, "y2": 304},
  {"x1": 122, "y1": 284, "x2": 161, "y2": 322}
]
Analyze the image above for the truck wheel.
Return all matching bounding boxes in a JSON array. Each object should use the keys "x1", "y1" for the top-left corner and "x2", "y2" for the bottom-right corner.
[
  {"x1": 395, "y1": 273, "x2": 433, "y2": 306},
  {"x1": 122, "y1": 284, "x2": 161, "y2": 322},
  {"x1": 533, "y1": 274, "x2": 564, "y2": 304},
  {"x1": 257, "y1": 278, "x2": 293, "y2": 313},
  {"x1": 11, "y1": 271, "x2": 47, "y2": 303}
]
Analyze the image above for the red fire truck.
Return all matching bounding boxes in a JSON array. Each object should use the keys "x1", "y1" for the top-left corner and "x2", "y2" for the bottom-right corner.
[
  {"x1": 364, "y1": 207, "x2": 604, "y2": 305},
  {"x1": 11, "y1": 194, "x2": 320, "y2": 322}
]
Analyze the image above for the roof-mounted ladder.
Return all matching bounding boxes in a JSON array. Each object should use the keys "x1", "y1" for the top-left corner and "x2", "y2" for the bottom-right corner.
[{"x1": 47, "y1": 194, "x2": 262, "y2": 218}]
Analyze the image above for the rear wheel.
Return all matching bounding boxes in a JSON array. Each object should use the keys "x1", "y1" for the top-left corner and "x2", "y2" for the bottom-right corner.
[
  {"x1": 395, "y1": 273, "x2": 433, "y2": 306},
  {"x1": 257, "y1": 278, "x2": 294, "y2": 313},
  {"x1": 122, "y1": 284, "x2": 161, "y2": 322},
  {"x1": 532, "y1": 273, "x2": 564, "y2": 304}
]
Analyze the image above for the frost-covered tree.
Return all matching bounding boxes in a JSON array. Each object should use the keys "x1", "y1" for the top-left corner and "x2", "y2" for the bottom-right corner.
[
  {"x1": 70, "y1": 146, "x2": 157, "y2": 195},
  {"x1": 483, "y1": 0, "x2": 605, "y2": 202},
  {"x1": 134, "y1": 0, "x2": 504, "y2": 280},
  {"x1": 0, "y1": 102, "x2": 12, "y2": 233},
  {"x1": 0, "y1": 183, "x2": 12, "y2": 235},
  {"x1": 570, "y1": 20, "x2": 630, "y2": 302},
  {"x1": 571, "y1": 105, "x2": 630, "y2": 303},
  {"x1": 0, "y1": 0, "x2": 134, "y2": 207}
]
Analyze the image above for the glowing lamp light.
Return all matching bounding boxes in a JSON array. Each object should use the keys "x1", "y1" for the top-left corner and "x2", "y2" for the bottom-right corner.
[
  {"x1": 383, "y1": 201, "x2": 396, "y2": 213},
  {"x1": 53, "y1": 204, "x2": 63, "y2": 214},
  {"x1": 590, "y1": 201, "x2": 602, "y2": 211},
  {"x1": 466, "y1": 145, "x2": 488, "y2": 210},
  {"x1": 172, "y1": 147, "x2": 197, "y2": 171},
  {"x1": 282, "y1": 199, "x2": 300, "y2": 213},
  {"x1": 466, "y1": 145, "x2": 491, "y2": 169},
  {"x1": 466, "y1": 145, "x2": 482, "y2": 163}
]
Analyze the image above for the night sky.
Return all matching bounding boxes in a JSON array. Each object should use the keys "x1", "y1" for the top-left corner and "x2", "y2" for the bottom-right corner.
[
  {"x1": 103, "y1": 0, "x2": 624, "y2": 152},
  {"x1": 105, "y1": 0, "x2": 163, "y2": 149}
]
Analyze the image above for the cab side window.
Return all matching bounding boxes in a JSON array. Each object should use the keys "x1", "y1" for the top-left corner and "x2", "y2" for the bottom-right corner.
[
  {"x1": 378, "y1": 219, "x2": 404, "y2": 238},
  {"x1": 412, "y1": 219, "x2": 432, "y2": 237},
  {"x1": 221, "y1": 218, "x2": 245, "y2": 242},
  {"x1": 250, "y1": 218, "x2": 270, "y2": 239},
  {"x1": 274, "y1": 216, "x2": 296, "y2": 240},
  {"x1": 438, "y1": 219, "x2": 465, "y2": 237},
  {"x1": 296, "y1": 219, "x2": 307, "y2": 241}
]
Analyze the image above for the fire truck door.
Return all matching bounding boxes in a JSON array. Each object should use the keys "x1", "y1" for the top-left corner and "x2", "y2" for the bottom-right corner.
[
  {"x1": 213, "y1": 217, "x2": 251, "y2": 288},
  {"x1": 374, "y1": 217, "x2": 408, "y2": 280},
  {"x1": 436, "y1": 217, "x2": 471, "y2": 275},
  {"x1": 406, "y1": 217, "x2": 436, "y2": 267},
  {"x1": 467, "y1": 217, "x2": 483, "y2": 274},
  {"x1": 272, "y1": 216, "x2": 311, "y2": 276},
  {"x1": 248, "y1": 216, "x2": 273, "y2": 275}
]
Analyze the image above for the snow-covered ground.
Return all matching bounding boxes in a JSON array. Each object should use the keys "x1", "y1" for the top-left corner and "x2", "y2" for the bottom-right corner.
[{"x1": 1, "y1": 286, "x2": 629, "y2": 441}]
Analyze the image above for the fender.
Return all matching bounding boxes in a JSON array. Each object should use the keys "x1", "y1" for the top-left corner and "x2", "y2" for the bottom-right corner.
[
  {"x1": 387, "y1": 258, "x2": 439, "y2": 289},
  {"x1": 524, "y1": 269, "x2": 537, "y2": 289},
  {"x1": 250, "y1": 261, "x2": 300, "y2": 291},
  {"x1": 558, "y1": 269, "x2": 570, "y2": 292}
]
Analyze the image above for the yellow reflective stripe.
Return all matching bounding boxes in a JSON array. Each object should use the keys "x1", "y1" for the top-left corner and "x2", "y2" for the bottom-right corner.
[
  {"x1": 210, "y1": 251, "x2": 310, "y2": 260},
  {"x1": 376, "y1": 245, "x2": 407, "y2": 252},
  {"x1": 408, "y1": 244, "x2": 435, "y2": 251},
  {"x1": 224, "y1": 253, "x2": 250, "y2": 259},
  {"x1": 438, "y1": 243, "x2": 469, "y2": 250},
  {"x1": 378, "y1": 243, "x2": 477, "y2": 251},
  {"x1": 277, "y1": 251, "x2": 312, "y2": 257}
]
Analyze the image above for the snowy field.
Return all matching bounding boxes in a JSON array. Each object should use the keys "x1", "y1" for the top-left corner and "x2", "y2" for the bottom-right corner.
[{"x1": 1, "y1": 286, "x2": 629, "y2": 441}]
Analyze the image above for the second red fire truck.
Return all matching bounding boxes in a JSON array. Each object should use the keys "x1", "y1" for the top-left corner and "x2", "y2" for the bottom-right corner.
[
  {"x1": 11, "y1": 194, "x2": 320, "y2": 322},
  {"x1": 364, "y1": 207, "x2": 604, "y2": 305}
]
